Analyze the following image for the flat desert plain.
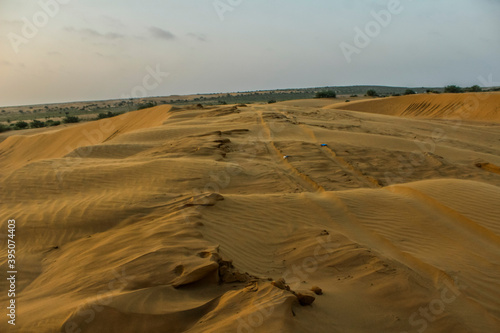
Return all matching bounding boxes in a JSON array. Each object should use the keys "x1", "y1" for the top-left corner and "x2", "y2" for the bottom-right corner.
[{"x1": 1, "y1": 93, "x2": 500, "y2": 332}]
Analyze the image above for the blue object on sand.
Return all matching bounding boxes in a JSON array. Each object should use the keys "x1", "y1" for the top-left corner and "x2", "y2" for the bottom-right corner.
[{"x1": 321, "y1": 144, "x2": 328, "y2": 147}]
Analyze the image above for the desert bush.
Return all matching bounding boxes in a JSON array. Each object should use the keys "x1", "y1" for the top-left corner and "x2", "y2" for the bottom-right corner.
[
  {"x1": 315, "y1": 90, "x2": 336, "y2": 98},
  {"x1": 268, "y1": 100, "x2": 277, "y2": 104},
  {"x1": 30, "y1": 120, "x2": 46, "y2": 128},
  {"x1": 404, "y1": 89, "x2": 416, "y2": 95},
  {"x1": 14, "y1": 121, "x2": 29, "y2": 129},
  {"x1": 444, "y1": 85, "x2": 463, "y2": 93},
  {"x1": 63, "y1": 115, "x2": 80, "y2": 123},
  {"x1": 467, "y1": 85, "x2": 482, "y2": 92},
  {"x1": 46, "y1": 120, "x2": 61, "y2": 127},
  {"x1": 0, "y1": 123, "x2": 11, "y2": 133},
  {"x1": 366, "y1": 89, "x2": 378, "y2": 97},
  {"x1": 137, "y1": 101, "x2": 157, "y2": 110},
  {"x1": 97, "y1": 111, "x2": 121, "y2": 119}
]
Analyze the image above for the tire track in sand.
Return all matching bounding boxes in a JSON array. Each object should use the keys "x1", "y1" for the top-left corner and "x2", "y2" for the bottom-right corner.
[
  {"x1": 276, "y1": 108, "x2": 382, "y2": 189},
  {"x1": 255, "y1": 107, "x2": 324, "y2": 193}
]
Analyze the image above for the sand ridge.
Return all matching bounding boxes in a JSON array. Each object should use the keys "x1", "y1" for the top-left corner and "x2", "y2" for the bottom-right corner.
[{"x1": 326, "y1": 92, "x2": 500, "y2": 122}]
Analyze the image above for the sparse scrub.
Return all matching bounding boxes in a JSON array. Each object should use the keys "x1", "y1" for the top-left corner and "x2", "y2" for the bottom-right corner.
[
  {"x1": 14, "y1": 121, "x2": 29, "y2": 129},
  {"x1": 444, "y1": 85, "x2": 463, "y2": 93},
  {"x1": 63, "y1": 116, "x2": 80, "y2": 123},
  {"x1": 97, "y1": 111, "x2": 121, "y2": 120},
  {"x1": 0, "y1": 123, "x2": 11, "y2": 133},
  {"x1": 45, "y1": 120, "x2": 61, "y2": 127},
  {"x1": 315, "y1": 90, "x2": 336, "y2": 98},
  {"x1": 366, "y1": 89, "x2": 378, "y2": 97},
  {"x1": 137, "y1": 101, "x2": 157, "y2": 110},
  {"x1": 29, "y1": 120, "x2": 46, "y2": 128},
  {"x1": 467, "y1": 85, "x2": 482, "y2": 92}
]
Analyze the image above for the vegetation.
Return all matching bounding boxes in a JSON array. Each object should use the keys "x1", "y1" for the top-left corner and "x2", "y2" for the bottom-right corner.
[
  {"x1": 30, "y1": 120, "x2": 46, "y2": 128},
  {"x1": 14, "y1": 121, "x2": 29, "y2": 129},
  {"x1": 268, "y1": 100, "x2": 277, "y2": 104},
  {"x1": 63, "y1": 115, "x2": 80, "y2": 123},
  {"x1": 0, "y1": 123, "x2": 11, "y2": 133},
  {"x1": 45, "y1": 120, "x2": 61, "y2": 127},
  {"x1": 97, "y1": 111, "x2": 122, "y2": 120},
  {"x1": 366, "y1": 89, "x2": 378, "y2": 97},
  {"x1": 444, "y1": 85, "x2": 464, "y2": 93},
  {"x1": 467, "y1": 85, "x2": 482, "y2": 92},
  {"x1": 137, "y1": 101, "x2": 157, "y2": 110},
  {"x1": 404, "y1": 89, "x2": 416, "y2": 95},
  {"x1": 315, "y1": 90, "x2": 336, "y2": 98}
]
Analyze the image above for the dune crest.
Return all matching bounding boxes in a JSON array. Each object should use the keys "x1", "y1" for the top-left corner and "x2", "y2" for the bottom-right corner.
[{"x1": 327, "y1": 92, "x2": 500, "y2": 122}]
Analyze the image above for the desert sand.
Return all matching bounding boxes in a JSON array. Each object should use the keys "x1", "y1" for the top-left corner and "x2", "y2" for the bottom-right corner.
[{"x1": 1, "y1": 93, "x2": 500, "y2": 332}]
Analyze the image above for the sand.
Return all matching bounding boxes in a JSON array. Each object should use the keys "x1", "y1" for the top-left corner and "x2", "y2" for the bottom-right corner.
[
  {"x1": 1, "y1": 94, "x2": 499, "y2": 332},
  {"x1": 329, "y1": 92, "x2": 500, "y2": 122}
]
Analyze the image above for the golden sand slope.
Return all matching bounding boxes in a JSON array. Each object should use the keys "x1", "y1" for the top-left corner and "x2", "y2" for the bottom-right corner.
[
  {"x1": 328, "y1": 92, "x2": 500, "y2": 122},
  {"x1": 1, "y1": 101, "x2": 500, "y2": 332},
  {"x1": 0, "y1": 105, "x2": 172, "y2": 178}
]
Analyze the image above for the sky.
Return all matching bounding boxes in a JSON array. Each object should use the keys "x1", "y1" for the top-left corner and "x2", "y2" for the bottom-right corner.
[{"x1": 0, "y1": 0, "x2": 499, "y2": 107}]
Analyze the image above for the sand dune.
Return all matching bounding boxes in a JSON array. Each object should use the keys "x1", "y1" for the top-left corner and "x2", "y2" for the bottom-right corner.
[
  {"x1": 0, "y1": 105, "x2": 172, "y2": 178},
  {"x1": 1, "y1": 99, "x2": 499, "y2": 332},
  {"x1": 327, "y1": 92, "x2": 500, "y2": 122}
]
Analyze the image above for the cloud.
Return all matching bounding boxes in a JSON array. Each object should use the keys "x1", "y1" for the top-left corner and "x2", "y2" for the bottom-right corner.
[
  {"x1": 64, "y1": 27, "x2": 124, "y2": 40},
  {"x1": 101, "y1": 15, "x2": 126, "y2": 29},
  {"x1": 149, "y1": 26, "x2": 175, "y2": 40},
  {"x1": 187, "y1": 33, "x2": 207, "y2": 42}
]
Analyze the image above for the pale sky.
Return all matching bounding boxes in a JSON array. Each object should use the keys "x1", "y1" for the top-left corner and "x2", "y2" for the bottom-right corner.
[{"x1": 1, "y1": 0, "x2": 499, "y2": 106}]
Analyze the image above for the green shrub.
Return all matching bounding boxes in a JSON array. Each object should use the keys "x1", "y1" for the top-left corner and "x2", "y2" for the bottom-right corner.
[
  {"x1": 97, "y1": 111, "x2": 121, "y2": 120},
  {"x1": 444, "y1": 85, "x2": 463, "y2": 93},
  {"x1": 0, "y1": 123, "x2": 11, "y2": 133},
  {"x1": 468, "y1": 85, "x2": 482, "y2": 92},
  {"x1": 30, "y1": 120, "x2": 46, "y2": 128},
  {"x1": 63, "y1": 116, "x2": 80, "y2": 123},
  {"x1": 268, "y1": 100, "x2": 277, "y2": 104},
  {"x1": 366, "y1": 89, "x2": 378, "y2": 97},
  {"x1": 46, "y1": 120, "x2": 61, "y2": 127},
  {"x1": 137, "y1": 101, "x2": 157, "y2": 110},
  {"x1": 315, "y1": 90, "x2": 336, "y2": 98},
  {"x1": 14, "y1": 121, "x2": 29, "y2": 129},
  {"x1": 404, "y1": 89, "x2": 416, "y2": 95}
]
